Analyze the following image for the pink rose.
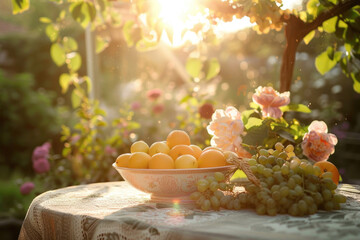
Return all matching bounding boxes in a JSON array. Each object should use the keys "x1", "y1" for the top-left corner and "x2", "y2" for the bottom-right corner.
[
  {"x1": 252, "y1": 86, "x2": 290, "y2": 119},
  {"x1": 301, "y1": 120, "x2": 338, "y2": 162},
  {"x1": 20, "y1": 182, "x2": 35, "y2": 195},
  {"x1": 131, "y1": 101, "x2": 141, "y2": 111},
  {"x1": 198, "y1": 103, "x2": 215, "y2": 119},
  {"x1": 152, "y1": 104, "x2": 164, "y2": 114},
  {"x1": 33, "y1": 158, "x2": 50, "y2": 174},
  {"x1": 32, "y1": 142, "x2": 51, "y2": 163},
  {"x1": 147, "y1": 89, "x2": 162, "y2": 101}
]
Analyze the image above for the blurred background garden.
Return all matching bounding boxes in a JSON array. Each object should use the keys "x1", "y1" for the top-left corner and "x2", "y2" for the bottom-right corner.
[{"x1": 1, "y1": 0, "x2": 360, "y2": 239}]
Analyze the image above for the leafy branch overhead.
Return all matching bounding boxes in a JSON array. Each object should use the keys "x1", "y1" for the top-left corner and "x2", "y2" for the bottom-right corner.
[{"x1": 12, "y1": 0, "x2": 360, "y2": 94}]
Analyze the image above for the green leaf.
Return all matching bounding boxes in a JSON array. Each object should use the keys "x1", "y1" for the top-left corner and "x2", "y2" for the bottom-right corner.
[
  {"x1": 303, "y1": 30, "x2": 315, "y2": 45},
  {"x1": 280, "y1": 104, "x2": 311, "y2": 113},
  {"x1": 50, "y1": 43, "x2": 66, "y2": 66},
  {"x1": 12, "y1": 0, "x2": 30, "y2": 14},
  {"x1": 204, "y1": 58, "x2": 221, "y2": 80},
  {"x1": 241, "y1": 109, "x2": 255, "y2": 125},
  {"x1": 306, "y1": 0, "x2": 319, "y2": 17},
  {"x1": 315, "y1": 50, "x2": 337, "y2": 75},
  {"x1": 276, "y1": 129, "x2": 295, "y2": 143},
  {"x1": 351, "y1": 72, "x2": 360, "y2": 93},
  {"x1": 326, "y1": 46, "x2": 334, "y2": 60},
  {"x1": 71, "y1": 89, "x2": 82, "y2": 108},
  {"x1": 39, "y1": 17, "x2": 52, "y2": 23},
  {"x1": 185, "y1": 58, "x2": 203, "y2": 79},
  {"x1": 63, "y1": 37, "x2": 78, "y2": 52},
  {"x1": 242, "y1": 122, "x2": 270, "y2": 146},
  {"x1": 96, "y1": 36, "x2": 109, "y2": 53},
  {"x1": 249, "y1": 102, "x2": 260, "y2": 109},
  {"x1": 123, "y1": 20, "x2": 142, "y2": 47},
  {"x1": 45, "y1": 24, "x2": 59, "y2": 42},
  {"x1": 245, "y1": 117, "x2": 263, "y2": 130},
  {"x1": 83, "y1": 76, "x2": 92, "y2": 94},
  {"x1": 322, "y1": 16, "x2": 337, "y2": 33},
  {"x1": 136, "y1": 38, "x2": 158, "y2": 52},
  {"x1": 85, "y1": 2, "x2": 96, "y2": 22},
  {"x1": 67, "y1": 52, "x2": 82, "y2": 72},
  {"x1": 59, "y1": 73, "x2": 71, "y2": 94}
]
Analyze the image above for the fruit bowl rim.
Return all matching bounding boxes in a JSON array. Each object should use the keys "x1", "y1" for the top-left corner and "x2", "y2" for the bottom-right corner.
[{"x1": 112, "y1": 163, "x2": 236, "y2": 174}]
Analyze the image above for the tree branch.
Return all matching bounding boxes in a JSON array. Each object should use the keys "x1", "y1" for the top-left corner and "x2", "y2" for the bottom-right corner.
[{"x1": 279, "y1": 0, "x2": 360, "y2": 92}]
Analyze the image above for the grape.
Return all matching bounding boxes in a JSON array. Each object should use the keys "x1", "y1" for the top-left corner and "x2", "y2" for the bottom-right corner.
[
  {"x1": 333, "y1": 194, "x2": 347, "y2": 203},
  {"x1": 190, "y1": 192, "x2": 202, "y2": 200},
  {"x1": 214, "y1": 190, "x2": 224, "y2": 200},
  {"x1": 226, "y1": 199, "x2": 235, "y2": 210},
  {"x1": 206, "y1": 176, "x2": 217, "y2": 184},
  {"x1": 247, "y1": 158, "x2": 257, "y2": 166},
  {"x1": 321, "y1": 172, "x2": 333, "y2": 179},
  {"x1": 220, "y1": 195, "x2": 231, "y2": 208},
  {"x1": 210, "y1": 196, "x2": 220, "y2": 209},
  {"x1": 267, "y1": 208, "x2": 277, "y2": 216},
  {"x1": 258, "y1": 155, "x2": 268, "y2": 165},
  {"x1": 281, "y1": 165, "x2": 290, "y2": 175},
  {"x1": 219, "y1": 182, "x2": 227, "y2": 191},
  {"x1": 278, "y1": 152, "x2": 288, "y2": 160},
  {"x1": 323, "y1": 201, "x2": 334, "y2": 211},
  {"x1": 209, "y1": 181, "x2": 219, "y2": 192},
  {"x1": 191, "y1": 141, "x2": 345, "y2": 216},
  {"x1": 275, "y1": 142, "x2": 284, "y2": 151},
  {"x1": 214, "y1": 172, "x2": 225, "y2": 182},
  {"x1": 288, "y1": 203, "x2": 299, "y2": 216},
  {"x1": 298, "y1": 200, "x2": 308, "y2": 214},
  {"x1": 285, "y1": 144, "x2": 294, "y2": 153},
  {"x1": 259, "y1": 149, "x2": 269, "y2": 157},
  {"x1": 201, "y1": 199, "x2": 211, "y2": 211},
  {"x1": 272, "y1": 191, "x2": 281, "y2": 201},
  {"x1": 233, "y1": 199, "x2": 242, "y2": 210},
  {"x1": 280, "y1": 186, "x2": 289, "y2": 197},
  {"x1": 294, "y1": 185, "x2": 304, "y2": 197},
  {"x1": 322, "y1": 189, "x2": 332, "y2": 201},
  {"x1": 287, "y1": 178, "x2": 296, "y2": 189},
  {"x1": 271, "y1": 185, "x2": 280, "y2": 193},
  {"x1": 256, "y1": 204, "x2": 266, "y2": 215}
]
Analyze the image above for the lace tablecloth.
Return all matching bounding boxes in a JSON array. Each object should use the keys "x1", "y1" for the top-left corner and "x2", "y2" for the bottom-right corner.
[{"x1": 19, "y1": 182, "x2": 360, "y2": 240}]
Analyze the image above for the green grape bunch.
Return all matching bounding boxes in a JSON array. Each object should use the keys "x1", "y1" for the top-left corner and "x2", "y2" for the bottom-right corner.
[{"x1": 191, "y1": 142, "x2": 347, "y2": 216}]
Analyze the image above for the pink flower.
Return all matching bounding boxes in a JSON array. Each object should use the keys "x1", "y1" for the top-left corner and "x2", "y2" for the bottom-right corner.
[
  {"x1": 207, "y1": 106, "x2": 249, "y2": 156},
  {"x1": 20, "y1": 182, "x2": 35, "y2": 195},
  {"x1": 301, "y1": 120, "x2": 338, "y2": 162},
  {"x1": 152, "y1": 104, "x2": 164, "y2": 114},
  {"x1": 131, "y1": 101, "x2": 141, "y2": 111},
  {"x1": 33, "y1": 158, "x2": 50, "y2": 174},
  {"x1": 147, "y1": 89, "x2": 162, "y2": 101},
  {"x1": 199, "y1": 103, "x2": 215, "y2": 119},
  {"x1": 252, "y1": 86, "x2": 290, "y2": 118},
  {"x1": 32, "y1": 144, "x2": 50, "y2": 163},
  {"x1": 105, "y1": 146, "x2": 117, "y2": 156}
]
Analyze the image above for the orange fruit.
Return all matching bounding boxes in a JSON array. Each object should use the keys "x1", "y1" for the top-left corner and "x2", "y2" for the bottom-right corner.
[
  {"x1": 190, "y1": 145, "x2": 202, "y2": 159},
  {"x1": 166, "y1": 130, "x2": 191, "y2": 149},
  {"x1": 149, "y1": 153, "x2": 175, "y2": 169},
  {"x1": 115, "y1": 153, "x2": 131, "y2": 167},
  {"x1": 203, "y1": 146, "x2": 223, "y2": 153},
  {"x1": 149, "y1": 142, "x2": 170, "y2": 156},
  {"x1": 314, "y1": 161, "x2": 340, "y2": 185},
  {"x1": 128, "y1": 152, "x2": 151, "y2": 169},
  {"x1": 175, "y1": 155, "x2": 198, "y2": 169},
  {"x1": 198, "y1": 149, "x2": 227, "y2": 168},
  {"x1": 130, "y1": 141, "x2": 149, "y2": 153},
  {"x1": 169, "y1": 145, "x2": 195, "y2": 160}
]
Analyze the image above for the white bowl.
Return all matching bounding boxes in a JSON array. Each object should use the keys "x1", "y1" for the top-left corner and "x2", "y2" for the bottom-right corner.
[{"x1": 112, "y1": 163, "x2": 236, "y2": 203}]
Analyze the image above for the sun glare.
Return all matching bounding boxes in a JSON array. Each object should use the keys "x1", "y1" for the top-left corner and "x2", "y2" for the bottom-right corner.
[{"x1": 155, "y1": 0, "x2": 302, "y2": 47}]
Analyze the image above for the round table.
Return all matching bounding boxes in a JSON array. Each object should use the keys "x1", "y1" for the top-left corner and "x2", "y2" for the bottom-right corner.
[{"x1": 19, "y1": 182, "x2": 360, "y2": 240}]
